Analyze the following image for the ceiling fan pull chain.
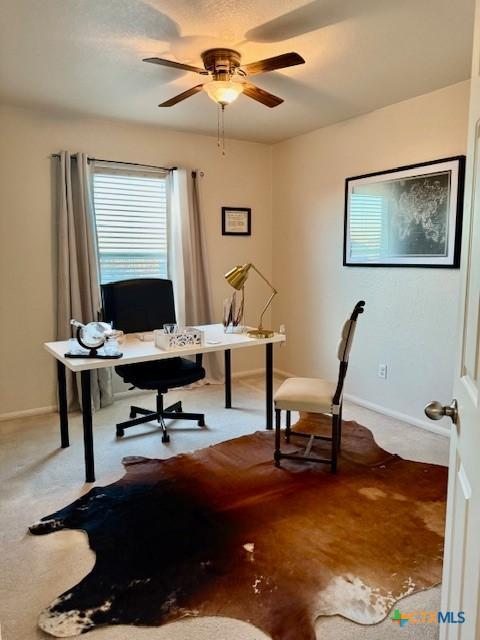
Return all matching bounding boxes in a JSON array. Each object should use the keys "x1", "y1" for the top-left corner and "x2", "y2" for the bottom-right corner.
[
  {"x1": 221, "y1": 104, "x2": 226, "y2": 156},
  {"x1": 217, "y1": 103, "x2": 221, "y2": 149}
]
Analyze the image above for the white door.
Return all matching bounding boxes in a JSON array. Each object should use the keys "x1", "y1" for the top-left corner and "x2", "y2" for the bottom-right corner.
[{"x1": 425, "y1": 3, "x2": 480, "y2": 638}]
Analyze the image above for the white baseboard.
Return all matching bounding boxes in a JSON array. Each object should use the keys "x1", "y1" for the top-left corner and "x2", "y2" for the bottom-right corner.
[
  {"x1": 273, "y1": 369, "x2": 450, "y2": 438},
  {"x1": 274, "y1": 367, "x2": 296, "y2": 379},
  {"x1": 342, "y1": 393, "x2": 450, "y2": 438},
  {"x1": 0, "y1": 405, "x2": 57, "y2": 422},
  {"x1": 1, "y1": 370, "x2": 449, "y2": 440},
  {"x1": 0, "y1": 369, "x2": 271, "y2": 421},
  {"x1": 232, "y1": 368, "x2": 265, "y2": 379},
  {"x1": 113, "y1": 368, "x2": 266, "y2": 400},
  {"x1": 113, "y1": 387, "x2": 153, "y2": 400}
]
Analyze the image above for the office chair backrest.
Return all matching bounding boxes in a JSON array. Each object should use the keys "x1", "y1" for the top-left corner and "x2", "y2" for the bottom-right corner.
[{"x1": 101, "y1": 278, "x2": 176, "y2": 334}]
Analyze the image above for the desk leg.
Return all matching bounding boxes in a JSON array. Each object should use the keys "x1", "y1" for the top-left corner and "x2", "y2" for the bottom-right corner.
[
  {"x1": 225, "y1": 349, "x2": 232, "y2": 408},
  {"x1": 81, "y1": 371, "x2": 95, "y2": 483},
  {"x1": 57, "y1": 361, "x2": 69, "y2": 448},
  {"x1": 266, "y1": 343, "x2": 273, "y2": 430}
]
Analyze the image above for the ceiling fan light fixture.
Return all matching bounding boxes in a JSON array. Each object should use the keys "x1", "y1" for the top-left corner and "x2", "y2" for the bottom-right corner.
[{"x1": 204, "y1": 80, "x2": 244, "y2": 106}]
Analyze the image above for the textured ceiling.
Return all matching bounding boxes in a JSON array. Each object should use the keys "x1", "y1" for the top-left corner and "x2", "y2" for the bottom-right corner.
[{"x1": 0, "y1": 0, "x2": 475, "y2": 143}]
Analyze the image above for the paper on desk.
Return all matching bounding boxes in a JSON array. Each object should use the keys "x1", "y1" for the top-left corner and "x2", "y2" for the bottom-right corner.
[{"x1": 135, "y1": 332, "x2": 154, "y2": 342}]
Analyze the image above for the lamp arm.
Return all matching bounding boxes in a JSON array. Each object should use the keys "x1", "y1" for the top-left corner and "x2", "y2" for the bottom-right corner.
[
  {"x1": 250, "y1": 263, "x2": 277, "y2": 330},
  {"x1": 258, "y1": 290, "x2": 277, "y2": 329},
  {"x1": 250, "y1": 263, "x2": 277, "y2": 294}
]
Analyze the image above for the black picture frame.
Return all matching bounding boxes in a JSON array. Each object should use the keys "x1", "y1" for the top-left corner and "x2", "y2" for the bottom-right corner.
[
  {"x1": 222, "y1": 207, "x2": 251, "y2": 236},
  {"x1": 343, "y1": 155, "x2": 465, "y2": 268}
]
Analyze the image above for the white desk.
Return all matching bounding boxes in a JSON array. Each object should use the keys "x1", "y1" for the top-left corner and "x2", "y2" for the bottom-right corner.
[{"x1": 45, "y1": 324, "x2": 286, "y2": 482}]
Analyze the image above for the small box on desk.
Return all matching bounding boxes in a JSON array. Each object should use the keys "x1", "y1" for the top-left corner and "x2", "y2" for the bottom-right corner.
[{"x1": 154, "y1": 328, "x2": 205, "y2": 351}]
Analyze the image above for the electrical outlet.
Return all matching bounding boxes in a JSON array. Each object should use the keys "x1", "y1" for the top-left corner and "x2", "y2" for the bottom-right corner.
[{"x1": 378, "y1": 364, "x2": 387, "y2": 379}]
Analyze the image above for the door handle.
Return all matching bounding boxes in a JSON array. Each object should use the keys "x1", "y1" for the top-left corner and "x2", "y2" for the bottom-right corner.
[{"x1": 424, "y1": 399, "x2": 458, "y2": 424}]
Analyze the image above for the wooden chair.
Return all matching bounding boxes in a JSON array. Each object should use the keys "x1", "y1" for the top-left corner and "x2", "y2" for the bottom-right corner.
[{"x1": 273, "y1": 300, "x2": 365, "y2": 472}]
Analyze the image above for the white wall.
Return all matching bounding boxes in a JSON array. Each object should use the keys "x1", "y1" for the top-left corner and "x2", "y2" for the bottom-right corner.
[
  {"x1": 0, "y1": 81, "x2": 470, "y2": 423},
  {"x1": 272, "y1": 81, "x2": 470, "y2": 427},
  {"x1": 0, "y1": 105, "x2": 272, "y2": 415}
]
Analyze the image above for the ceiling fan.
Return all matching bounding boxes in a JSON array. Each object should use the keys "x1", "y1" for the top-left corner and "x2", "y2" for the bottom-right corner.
[{"x1": 143, "y1": 48, "x2": 305, "y2": 108}]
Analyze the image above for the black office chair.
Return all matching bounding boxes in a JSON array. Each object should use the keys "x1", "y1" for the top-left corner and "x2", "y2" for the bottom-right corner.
[{"x1": 101, "y1": 278, "x2": 206, "y2": 443}]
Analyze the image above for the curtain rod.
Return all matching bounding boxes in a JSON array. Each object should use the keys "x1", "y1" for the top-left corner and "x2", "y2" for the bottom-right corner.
[{"x1": 51, "y1": 153, "x2": 177, "y2": 172}]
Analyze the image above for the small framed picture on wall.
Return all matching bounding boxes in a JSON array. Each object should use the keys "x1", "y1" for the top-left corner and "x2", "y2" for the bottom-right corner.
[{"x1": 222, "y1": 207, "x2": 251, "y2": 236}]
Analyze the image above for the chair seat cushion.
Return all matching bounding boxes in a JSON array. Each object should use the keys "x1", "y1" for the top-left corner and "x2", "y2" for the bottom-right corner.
[
  {"x1": 116, "y1": 357, "x2": 206, "y2": 392},
  {"x1": 274, "y1": 377, "x2": 336, "y2": 413}
]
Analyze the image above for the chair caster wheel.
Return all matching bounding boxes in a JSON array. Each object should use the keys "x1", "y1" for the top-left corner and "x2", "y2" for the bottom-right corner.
[
  {"x1": 162, "y1": 433, "x2": 170, "y2": 443},
  {"x1": 116, "y1": 429, "x2": 124, "y2": 438},
  {"x1": 177, "y1": 403, "x2": 183, "y2": 412},
  {"x1": 129, "y1": 410, "x2": 136, "y2": 419},
  {"x1": 198, "y1": 418, "x2": 205, "y2": 427}
]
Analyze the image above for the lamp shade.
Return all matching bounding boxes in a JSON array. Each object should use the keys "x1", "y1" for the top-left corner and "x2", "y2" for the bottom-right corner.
[
  {"x1": 225, "y1": 263, "x2": 251, "y2": 290},
  {"x1": 204, "y1": 80, "x2": 243, "y2": 106}
]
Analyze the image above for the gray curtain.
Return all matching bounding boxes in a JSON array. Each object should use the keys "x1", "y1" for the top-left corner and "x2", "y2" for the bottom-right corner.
[
  {"x1": 56, "y1": 151, "x2": 113, "y2": 410},
  {"x1": 169, "y1": 169, "x2": 222, "y2": 382}
]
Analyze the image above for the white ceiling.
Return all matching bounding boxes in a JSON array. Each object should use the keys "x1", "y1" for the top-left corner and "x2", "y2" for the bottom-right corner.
[{"x1": 0, "y1": 0, "x2": 475, "y2": 143}]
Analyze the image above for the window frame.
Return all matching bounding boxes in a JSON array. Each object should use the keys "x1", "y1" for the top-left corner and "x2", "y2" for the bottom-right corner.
[{"x1": 92, "y1": 162, "x2": 170, "y2": 285}]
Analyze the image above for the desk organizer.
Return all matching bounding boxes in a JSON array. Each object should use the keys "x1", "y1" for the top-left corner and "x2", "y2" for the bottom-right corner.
[{"x1": 154, "y1": 328, "x2": 205, "y2": 351}]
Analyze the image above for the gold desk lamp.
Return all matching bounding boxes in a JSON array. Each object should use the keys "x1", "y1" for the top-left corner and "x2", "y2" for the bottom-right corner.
[{"x1": 225, "y1": 263, "x2": 277, "y2": 338}]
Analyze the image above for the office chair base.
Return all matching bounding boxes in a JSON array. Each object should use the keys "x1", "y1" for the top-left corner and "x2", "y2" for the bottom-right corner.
[{"x1": 116, "y1": 397, "x2": 205, "y2": 440}]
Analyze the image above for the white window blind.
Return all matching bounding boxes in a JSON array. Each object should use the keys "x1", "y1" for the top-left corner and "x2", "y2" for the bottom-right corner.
[
  {"x1": 93, "y1": 166, "x2": 168, "y2": 284},
  {"x1": 349, "y1": 193, "x2": 384, "y2": 260}
]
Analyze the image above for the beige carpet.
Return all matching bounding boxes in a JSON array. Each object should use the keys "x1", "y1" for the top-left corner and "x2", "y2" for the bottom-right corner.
[{"x1": 0, "y1": 374, "x2": 448, "y2": 640}]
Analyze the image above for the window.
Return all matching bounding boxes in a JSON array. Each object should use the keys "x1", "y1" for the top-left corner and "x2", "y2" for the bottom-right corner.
[
  {"x1": 349, "y1": 192, "x2": 385, "y2": 261},
  {"x1": 93, "y1": 165, "x2": 168, "y2": 284}
]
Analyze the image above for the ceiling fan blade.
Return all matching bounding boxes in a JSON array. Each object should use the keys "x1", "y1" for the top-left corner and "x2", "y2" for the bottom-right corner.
[
  {"x1": 240, "y1": 52, "x2": 305, "y2": 76},
  {"x1": 242, "y1": 82, "x2": 283, "y2": 108},
  {"x1": 158, "y1": 84, "x2": 204, "y2": 107},
  {"x1": 144, "y1": 57, "x2": 206, "y2": 74}
]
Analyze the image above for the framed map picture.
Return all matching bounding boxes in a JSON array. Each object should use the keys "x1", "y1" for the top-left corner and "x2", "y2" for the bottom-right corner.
[
  {"x1": 344, "y1": 156, "x2": 465, "y2": 267},
  {"x1": 222, "y1": 207, "x2": 251, "y2": 236}
]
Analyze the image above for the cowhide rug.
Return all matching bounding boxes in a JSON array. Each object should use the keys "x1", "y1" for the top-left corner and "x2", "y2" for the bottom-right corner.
[{"x1": 29, "y1": 415, "x2": 447, "y2": 639}]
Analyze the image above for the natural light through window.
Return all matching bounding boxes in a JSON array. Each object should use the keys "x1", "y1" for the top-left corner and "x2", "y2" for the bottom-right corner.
[
  {"x1": 349, "y1": 193, "x2": 384, "y2": 260},
  {"x1": 93, "y1": 167, "x2": 168, "y2": 284}
]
